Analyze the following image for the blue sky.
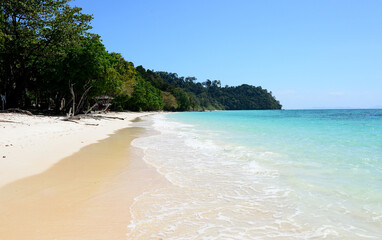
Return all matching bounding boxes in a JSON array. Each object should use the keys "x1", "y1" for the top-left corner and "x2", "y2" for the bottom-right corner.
[{"x1": 72, "y1": 0, "x2": 382, "y2": 109}]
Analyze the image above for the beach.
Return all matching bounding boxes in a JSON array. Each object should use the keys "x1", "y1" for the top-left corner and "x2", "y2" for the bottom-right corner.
[
  {"x1": 1, "y1": 110, "x2": 381, "y2": 239},
  {"x1": 127, "y1": 111, "x2": 382, "y2": 239},
  {"x1": 0, "y1": 112, "x2": 168, "y2": 240}
]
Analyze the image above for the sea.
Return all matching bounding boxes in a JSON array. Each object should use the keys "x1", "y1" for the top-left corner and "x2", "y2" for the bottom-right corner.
[{"x1": 127, "y1": 109, "x2": 382, "y2": 239}]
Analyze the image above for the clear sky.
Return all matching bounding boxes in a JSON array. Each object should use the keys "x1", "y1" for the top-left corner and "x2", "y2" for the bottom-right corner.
[{"x1": 71, "y1": 0, "x2": 382, "y2": 109}]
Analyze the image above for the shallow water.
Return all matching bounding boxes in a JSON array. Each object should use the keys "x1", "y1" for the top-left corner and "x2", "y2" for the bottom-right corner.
[{"x1": 128, "y1": 110, "x2": 382, "y2": 239}]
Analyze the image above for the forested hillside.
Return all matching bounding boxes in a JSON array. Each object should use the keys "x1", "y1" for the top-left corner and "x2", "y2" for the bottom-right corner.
[{"x1": 0, "y1": 0, "x2": 281, "y2": 114}]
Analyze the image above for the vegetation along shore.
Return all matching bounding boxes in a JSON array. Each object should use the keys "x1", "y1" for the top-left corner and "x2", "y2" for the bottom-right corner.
[{"x1": 0, "y1": 0, "x2": 281, "y2": 115}]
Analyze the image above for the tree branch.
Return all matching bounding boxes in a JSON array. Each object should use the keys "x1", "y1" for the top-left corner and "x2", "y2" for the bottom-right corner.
[{"x1": 75, "y1": 85, "x2": 92, "y2": 115}]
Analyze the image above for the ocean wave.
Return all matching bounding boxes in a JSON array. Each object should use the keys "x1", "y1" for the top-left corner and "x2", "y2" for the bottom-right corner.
[{"x1": 127, "y1": 113, "x2": 382, "y2": 239}]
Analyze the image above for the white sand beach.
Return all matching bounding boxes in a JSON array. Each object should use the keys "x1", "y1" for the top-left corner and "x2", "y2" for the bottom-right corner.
[
  {"x1": 0, "y1": 112, "x2": 148, "y2": 188},
  {"x1": 0, "y1": 112, "x2": 168, "y2": 240}
]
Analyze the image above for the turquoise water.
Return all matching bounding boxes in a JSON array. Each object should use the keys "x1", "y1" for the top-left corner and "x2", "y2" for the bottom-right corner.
[
  {"x1": 128, "y1": 110, "x2": 382, "y2": 239},
  {"x1": 171, "y1": 110, "x2": 382, "y2": 198}
]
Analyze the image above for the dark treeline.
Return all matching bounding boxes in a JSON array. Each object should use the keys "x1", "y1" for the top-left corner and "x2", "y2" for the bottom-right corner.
[{"x1": 0, "y1": 0, "x2": 281, "y2": 114}]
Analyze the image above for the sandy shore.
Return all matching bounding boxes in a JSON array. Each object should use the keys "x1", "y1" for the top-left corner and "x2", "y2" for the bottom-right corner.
[
  {"x1": 0, "y1": 112, "x2": 148, "y2": 188},
  {"x1": 0, "y1": 112, "x2": 168, "y2": 240}
]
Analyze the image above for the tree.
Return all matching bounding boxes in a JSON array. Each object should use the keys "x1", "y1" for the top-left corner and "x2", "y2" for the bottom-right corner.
[
  {"x1": 128, "y1": 78, "x2": 164, "y2": 111},
  {"x1": 172, "y1": 88, "x2": 191, "y2": 111},
  {"x1": 203, "y1": 79, "x2": 212, "y2": 88},
  {"x1": 162, "y1": 91, "x2": 178, "y2": 111},
  {"x1": 154, "y1": 71, "x2": 282, "y2": 110},
  {"x1": 35, "y1": 34, "x2": 118, "y2": 114},
  {"x1": 0, "y1": 0, "x2": 282, "y2": 113},
  {"x1": 0, "y1": 0, "x2": 92, "y2": 108}
]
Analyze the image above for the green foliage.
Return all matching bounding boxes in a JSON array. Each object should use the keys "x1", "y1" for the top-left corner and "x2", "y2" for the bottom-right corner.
[
  {"x1": 162, "y1": 91, "x2": 178, "y2": 111},
  {"x1": 0, "y1": 0, "x2": 281, "y2": 113},
  {"x1": 35, "y1": 34, "x2": 118, "y2": 113},
  {"x1": 171, "y1": 88, "x2": 191, "y2": 111},
  {"x1": 107, "y1": 52, "x2": 137, "y2": 96},
  {"x1": 154, "y1": 72, "x2": 282, "y2": 110},
  {"x1": 0, "y1": 0, "x2": 93, "y2": 107},
  {"x1": 128, "y1": 78, "x2": 164, "y2": 111}
]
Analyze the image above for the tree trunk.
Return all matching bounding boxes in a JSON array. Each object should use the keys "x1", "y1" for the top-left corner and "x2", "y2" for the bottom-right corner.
[{"x1": 70, "y1": 84, "x2": 75, "y2": 116}]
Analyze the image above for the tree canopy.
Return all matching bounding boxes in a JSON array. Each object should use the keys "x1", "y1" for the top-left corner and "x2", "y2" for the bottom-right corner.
[{"x1": 0, "y1": 0, "x2": 282, "y2": 113}]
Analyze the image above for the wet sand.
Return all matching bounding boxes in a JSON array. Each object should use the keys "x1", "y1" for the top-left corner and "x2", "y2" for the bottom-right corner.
[{"x1": 0, "y1": 126, "x2": 168, "y2": 240}]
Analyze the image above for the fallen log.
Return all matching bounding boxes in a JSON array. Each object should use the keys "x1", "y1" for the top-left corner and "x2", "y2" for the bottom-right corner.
[
  {"x1": 94, "y1": 116, "x2": 125, "y2": 120},
  {"x1": 0, "y1": 120, "x2": 24, "y2": 124},
  {"x1": 0, "y1": 108, "x2": 33, "y2": 115}
]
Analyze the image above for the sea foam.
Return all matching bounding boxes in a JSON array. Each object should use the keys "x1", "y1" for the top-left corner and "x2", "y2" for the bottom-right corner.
[{"x1": 128, "y1": 110, "x2": 382, "y2": 239}]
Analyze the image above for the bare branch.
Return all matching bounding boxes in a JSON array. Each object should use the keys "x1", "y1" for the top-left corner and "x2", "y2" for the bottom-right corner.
[
  {"x1": 84, "y1": 102, "x2": 98, "y2": 115},
  {"x1": 69, "y1": 83, "x2": 75, "y2": 116},
  {"x1": 75, "y1": 86, "x2": 92, "y2": 115}
]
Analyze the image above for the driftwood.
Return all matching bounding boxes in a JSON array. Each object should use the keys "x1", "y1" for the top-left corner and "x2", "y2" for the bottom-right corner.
[
  {"x1": 77, "y1": 114, "x2": 124, "y2": 121},
  {"x1": 65, "y1": 119, "x2": 80, "y2": 124},
  {"x1": 59, "y1": 98, "x2": 65, "y2": 111},
  {"x1": 62, "y1": 116, "x2": 98, "y2": 126},
  {"x1": 63, "y1": 115, "x2": 81, "y2": 121},
  {"x1": 76, "y1": 86, "x2": 92, "y2": 114},
  {"x1": 67, "y1": 82, "x2": 94, "y2": 117},
  {"x1": 93, "y1": 115, "x2": 125, "y2": 120},
  {"x1": 76, "y1": 86, "x2": 92, "y2": 115},
  {"x1": 65, "y1": 107, "x2": 73, "y2": 120},
  {"x1": 64, "y1": 106, "x2": 82, "y2": 121},
  {"x1": 70, "y1": 84, "x2": 76, "y2": 117},
  {"x1": 0, "y1": 119, "x2": 24, "y2": 124},
  {"x1": 84, "y1": 123, "x2": 99, "y2": 126},
  {"x1": 84, "y1": 103, "x2": 98, "y2": 115},
  {"x1": 0, "y1": 108, "x2": 33, "y2": 115}
]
